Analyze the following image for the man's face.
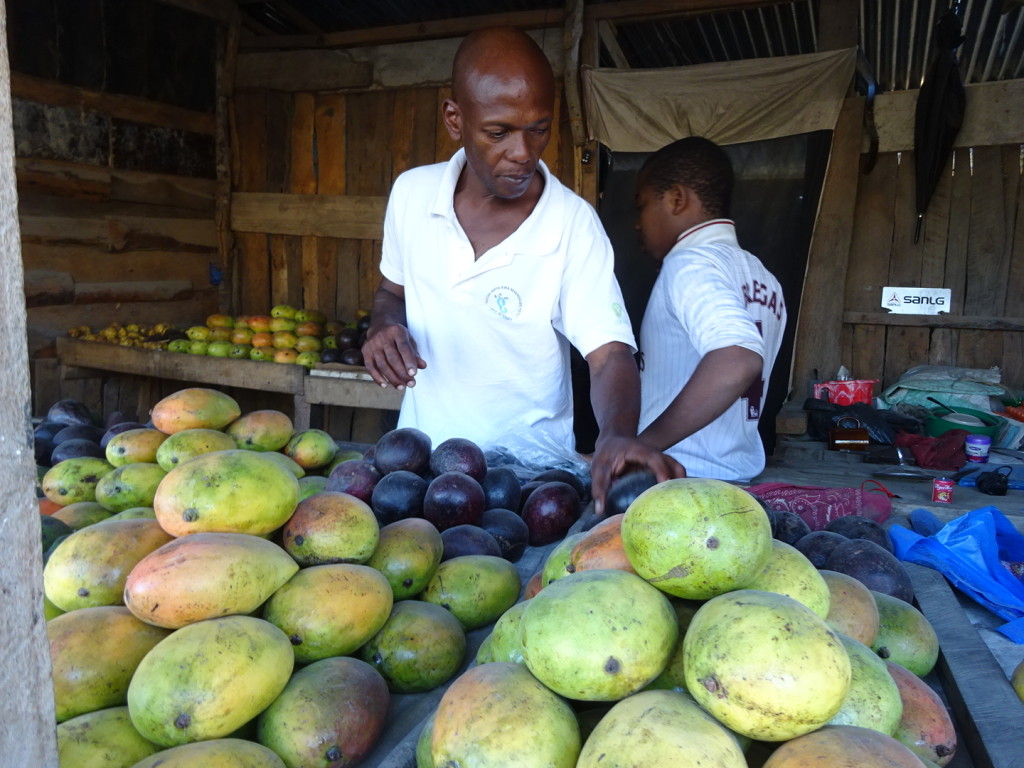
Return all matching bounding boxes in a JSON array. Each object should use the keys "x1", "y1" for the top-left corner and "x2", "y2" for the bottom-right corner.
[
  {"x1": 634, "y1": 184, "x2": 677, "y2": 263},
  {"x1": 449, "y1": 72, "x2": 553, "y2": 200}
]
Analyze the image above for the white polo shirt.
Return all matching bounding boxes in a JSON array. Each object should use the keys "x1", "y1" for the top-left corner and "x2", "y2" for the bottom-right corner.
[
  {"x1": 380, "y1": 149, "x2": 635, "y2": 454},
  {"x1": 638, "y1": 220, "x2": 786, "y2": 481}
]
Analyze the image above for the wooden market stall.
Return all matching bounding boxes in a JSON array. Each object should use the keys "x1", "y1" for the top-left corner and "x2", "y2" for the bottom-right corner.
[{"x1": 4, "y1": 0, "x2": 1024, "y2": 764}]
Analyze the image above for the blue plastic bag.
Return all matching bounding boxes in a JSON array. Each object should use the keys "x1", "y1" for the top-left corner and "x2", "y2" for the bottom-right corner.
[{"x1": 889, "y1": 505, "x2": 1024, "y2": 643}]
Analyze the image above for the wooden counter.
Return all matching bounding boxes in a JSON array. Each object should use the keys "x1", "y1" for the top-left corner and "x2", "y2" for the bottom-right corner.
[{"x1": 56, "y1": 338, "x2": 402, "y2": 430}]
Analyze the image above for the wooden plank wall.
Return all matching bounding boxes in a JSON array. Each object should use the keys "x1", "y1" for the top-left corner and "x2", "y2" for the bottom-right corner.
[
  {"x1": 231, "y1": 85, "x2": 566, "y2": 323},
  {"x1": 842, "y1": 144, "x2": 1024, "y2": 392}
]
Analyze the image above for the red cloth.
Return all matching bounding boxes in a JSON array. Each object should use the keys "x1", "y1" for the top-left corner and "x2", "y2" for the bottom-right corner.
[
  {"x1": 746, "y1": 480, "x2": 894, "y2": 531},
  {"x1": 895, "y1": 429, "x2": 968, "y2": 471}
]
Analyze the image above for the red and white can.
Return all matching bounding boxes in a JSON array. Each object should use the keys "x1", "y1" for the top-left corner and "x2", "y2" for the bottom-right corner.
[{"x1": 932, "y1": 477, "x2": 954, "y2": 504}]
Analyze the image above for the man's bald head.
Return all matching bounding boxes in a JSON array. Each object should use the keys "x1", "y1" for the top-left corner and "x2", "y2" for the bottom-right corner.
[{"x1": 451, "y1": 27, "x2": 554, "y2": 107}]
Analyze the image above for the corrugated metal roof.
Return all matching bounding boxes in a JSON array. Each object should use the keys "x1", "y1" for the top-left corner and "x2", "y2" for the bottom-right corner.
[{"x1": 238, "y1": 0, "x2": 1024, "y2": 92}]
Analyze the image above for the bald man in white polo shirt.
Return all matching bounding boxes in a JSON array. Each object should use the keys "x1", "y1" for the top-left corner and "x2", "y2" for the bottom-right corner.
[
  {"x1": 361, "y1": 27, "x2": 683, "y2": 513},
  {"x1": 634, "y1": 137, "x2": 787, "y2": 482}
]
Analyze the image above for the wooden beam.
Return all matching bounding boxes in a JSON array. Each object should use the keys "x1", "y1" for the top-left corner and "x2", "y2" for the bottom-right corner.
[
  {"x1": 236, "y1": 50, "x2": 373, "y2": 91},
  {"x1": 230, "y1": 192, "x2": 387, "y2": 240},
  {"x1": 155, "y1": 0, "x2": 236, "y2": 25},
  {"x1": 586, "y1": 0, "x2": 791, "y2": 22},
  {"x1": 74, "y1": 280, "x2": 194, "y2": 304},
  {"x1": 10, "y1": 74, "x2": 216, "y2": 136},
  {"x1": 844, "y1": 311, "x2": 1024, "y2": 332},
  {"x1": 873, "y1": 79, "x2": 1024, "y2": 153},
  {"x1": 239, "y1": 8, "x2": 565, "y2": 50},
  {"x1": 791, "y1": 96, "x2": 865, "y2": 401},
  {"x1": 598, "y1": 21, "x2": 632, "y2": 68},
  {"x1": 215, "y1": 11, "x2": 241, "y2": 315},
  {"x1": 0, "y1": 0, "x2": 59, "y2": 759},
  {"x1": 563, "y1": 0, "x2": 586, "y2": 146}
]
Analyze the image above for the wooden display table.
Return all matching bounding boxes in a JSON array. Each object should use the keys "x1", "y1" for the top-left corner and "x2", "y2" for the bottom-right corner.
[{"x1": 56, "y1": 338, "x2": 402, "y2": 430}]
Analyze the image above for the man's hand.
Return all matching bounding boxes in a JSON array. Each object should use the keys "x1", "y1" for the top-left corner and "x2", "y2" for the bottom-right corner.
[
  {"x1": 589, "y1": 435, "x2": 686, "y2": 517},
  {"x1": 361, "y1": 323, "x2": 426, "y2": 390}
]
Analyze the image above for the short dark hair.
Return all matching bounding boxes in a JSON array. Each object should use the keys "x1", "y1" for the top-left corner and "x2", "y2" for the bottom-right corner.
[{"x1": 638, "y1": 136, "x2": 734, "y2": 218}]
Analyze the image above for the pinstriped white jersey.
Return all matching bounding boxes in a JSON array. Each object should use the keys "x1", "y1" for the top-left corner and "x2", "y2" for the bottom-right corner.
[{"x1": 638, "y1": 220, "x2": 786, "y2": 481}]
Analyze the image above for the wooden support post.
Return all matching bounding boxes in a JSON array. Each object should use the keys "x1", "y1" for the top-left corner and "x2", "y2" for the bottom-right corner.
[
  {"x1": 0, "y1": 2, "x2": 59, "y2": 763},
  {"x1": 790, "y1": 96, "x2": 864, "y2": 396},
  {"x1": 215, "y1": 8, "x2": 241, "y2": 314},
  {"x1": 576, "y1": 16, "x2": 601, "y2": 205},
  {"x1": 563, "y1": 0, "x2": 586, "y2": 147}
]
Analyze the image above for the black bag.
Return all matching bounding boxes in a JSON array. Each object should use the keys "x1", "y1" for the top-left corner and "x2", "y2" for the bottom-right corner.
[{"x1": 803, "y1": 398, "x2": 922, "y2": 445}]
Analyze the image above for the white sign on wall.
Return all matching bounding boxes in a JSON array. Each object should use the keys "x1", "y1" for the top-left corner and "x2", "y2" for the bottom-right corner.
[{"x1": 881, "y1": 286, "x2": 952, "y2": 315}]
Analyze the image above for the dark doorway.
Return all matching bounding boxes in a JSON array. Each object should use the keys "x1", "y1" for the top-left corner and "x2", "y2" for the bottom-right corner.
[{"x1": 572, "y1": 132, "x2": 831, "y2": 457}]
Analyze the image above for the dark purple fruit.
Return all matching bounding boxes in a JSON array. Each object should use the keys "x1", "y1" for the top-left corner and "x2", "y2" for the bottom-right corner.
[
  {"x1": 481, "y1": 467, "x2": 521, "y2": 511},
  {"x1": 824, "y1": 538, "x2": 915, "y2": 603},
  {"x1": 319, "y1": 348, "x2": 342, "y2": 364},
  {"x1": 430, "y1": 437, "x2": 487, "y2": 482},
  {"x1": 771, "y1": 511, "x2": 812, "y2": 545},
  {"x1": 531, "y1": 468, "x2": 586, "y2": 500},
  {"x1": 374, "y1": 427, "x2": 432, "y2": 475},
  {"x1": 604, "y1": 471, "x2": 657, "y2": 518},
  {"x1": 479, "y1": 508, "x2": 530, "y2": 562},
  {"x1": 324, "y1": 459, "x2": 382, "y2": 504},
  {"x1": 440, "y1": 524, "x2": 502, "y2": 561},
  {"x1": 53, "y1": 424, "x2": 104, "y2": 445},
  {"x1": 370, "y1": 470, "x2": 428, "y2": 525},
  {"x1": 100, "y1": 422, "x2": 147, "y2": 449},
  {"x1": 517, "y1": 480, "x2": 544, "y2": 515},
  {"x1": 422, "y1": 471, "x2": 485, "y2": 532},
  {"x1": 51, "y1": 438, "x2": 106, "y2": 464},
  {"x1": 794, "y1": 530, "x2": 849, "y2": 568},
  {"x1": 825, "y1": 515, "x2": 893, "y2": 553},
  {"x1": 341, "y1": 348, "x2": 364, "y2": 366},
  {"x1": 356, "y1": 315, "x2": 372, "y2": 333},
  {"x1": 34, "y1": 421, "x2": 65, "y2": 443},
  {"x1": 335, "y1": 327, "x2": 359, "y2": 350},
  {"x1": 46, "y1": 399, "x2": 95, "y2": 427},
  {"x1": 521, "y1": 481, "x2": 581, "y2": 546},
  {"x1": 35, "y1": 437, "x2": 54, "y2": 465},
  {"x1": 104, "y1": 410, "x2": 134, "y2": 428}
]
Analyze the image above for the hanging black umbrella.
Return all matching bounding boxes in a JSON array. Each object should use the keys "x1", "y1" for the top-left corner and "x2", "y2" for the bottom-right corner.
[{"x1": 913, "y1": 8, "x2": 967, "y2": 243}]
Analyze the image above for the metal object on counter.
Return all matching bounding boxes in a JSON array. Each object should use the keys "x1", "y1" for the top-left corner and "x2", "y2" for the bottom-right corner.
[{"x1": 872, "y1": 445, "x2": 934, "y2": 481}]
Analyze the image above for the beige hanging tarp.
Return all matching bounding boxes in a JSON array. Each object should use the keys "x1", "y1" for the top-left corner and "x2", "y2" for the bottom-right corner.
[{"x1": 582, "y1": 48, "x2": 857, "y2": 152}]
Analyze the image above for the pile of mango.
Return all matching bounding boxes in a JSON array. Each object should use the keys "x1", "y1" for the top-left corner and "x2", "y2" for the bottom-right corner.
[
  {"x1": 417, "y1": 480, "x2": 961, "y2": 768},
  {"x1": 40, "y1": 386, "x2": 524, "y2": 767},
  {"x1": 66, "y1": 323, "x2": 175, "y2": 350}
]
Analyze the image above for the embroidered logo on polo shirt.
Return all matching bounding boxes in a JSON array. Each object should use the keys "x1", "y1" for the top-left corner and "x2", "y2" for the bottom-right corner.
[{"x1": 485, "y1": 286, "x2": 523, "y2": 320}]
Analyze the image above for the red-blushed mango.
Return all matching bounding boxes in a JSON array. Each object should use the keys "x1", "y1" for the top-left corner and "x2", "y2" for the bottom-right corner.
[
  {"x1": 49, "y1": 606, "x2": 171, "y2": 722},
  {"x1": 150, "y1": 387, "x2": 240, "y2": 434},
  {"x1": 366, "y1": 517, "x2": 443, "y2": 600},
  {"x1": 56, "y1": 706, "x2": 161, "y2": 767},
  {"x1": 282, "y1": 491, "x2": 379, "y2": 566},
  {"x1": 263, "y1": 563, "x2": 394, "y2": 663},
  {"x1": 127, "y1": 616, "x2": 294, "y2": 747},
  {"x1": 821, "y1": 569, "x2": 880, "y2": 647},
  {"x1": 94, "y1": 462, "x2": 167, "y2": 512},
  {"x1": 128, "y1": 739, "x2": 286, "y2": 768},
  {"x1": 432, "y1": 662, "x2": 580, "y2": 768},
  {"x1": 226, "y1": 409, "x2": 294, "y2": 452},
  {"x1": 683, "y1": 589, "x2": 851, "y2": 741},
  {"x1": 105, "y1": 428, "x2": 168, "y2": 467},
  {"x1": 43, "y1": 456, "x2": 115, "y2": 506},
  {"x1": 154, "y1": 449, "x2": 299, "y2": 536},
  {"x1": 762, "y1": 724, "x2": 926, "y2": 767},
  {"x1": 886, "y1": 661, "x2": 957, "y2": 765},
  {"x1": 520, "y1": 569, "x2": 677, "y2": 702},
  {"x1": 283, "y1": 428, "x2": 338, "y2": 470},
  {"x1": 622, "y1": 478, "x2": 772, "y2": 599},
  {"x1": 124, "y1": 532, "x2": 299, "y2": 629},
  {"x1": 155, "y1": 428, "x2": 237, "y2": 472},
  {"x1": 43, "y1": 519, "x2": 174, "y2": 612},
  {"x1": 871, "y1": 591, "x2": 940, "y2": 677},
  {"x1": 568, "y1": 513, "x2": 636, "y2": 575},
  {"x1": 257, "y1": 657, "x2": 390, "y2": 767},
  {"x1": 577, "y1": 689, "x2": 747, "y2": 768}
]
